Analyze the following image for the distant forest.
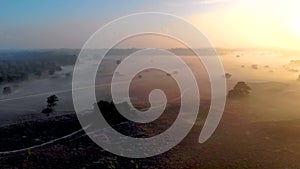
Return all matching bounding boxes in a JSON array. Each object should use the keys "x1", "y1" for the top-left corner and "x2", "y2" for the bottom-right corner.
[
  {"x1": 0, "y1": 49, "x2": 78, "y2": 84},
  {"x1": 0, "y1": 48, "x2": 225, "y2": 84}
]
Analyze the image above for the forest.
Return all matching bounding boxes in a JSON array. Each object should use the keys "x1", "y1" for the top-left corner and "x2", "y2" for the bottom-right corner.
[{"x1": 0, "y1": 50, "x2": 78, "y2": 84}]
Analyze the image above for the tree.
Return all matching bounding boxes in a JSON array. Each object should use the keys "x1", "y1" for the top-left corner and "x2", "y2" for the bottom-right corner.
[
  {"x1": 65, "y1": 72, "x2": 72, "y2": 77},
  {"x1": 48, "y1": 69, "x2": 55, "y2": 75},
  {"x1": 34, "y1": 71, "x2": 42, "y2": 77},
  {"x1": 47, "y1": 95, "x2": 59, "y2": 108},
  {"x1": 2, "y1": 86, "x2": 12, "y2": 94},
  {"x1": 225, "y1": 73, "x2": 232, "y2": 79},
  {"x1": 116, "y1": 60, "x2": 121, "y2": 65},
  {"x1": 41, "y1": 95, "x2": 59, "y2": 116},
  {"x1": 228, "y1": 81, "x2": 251, "y2": 98}
]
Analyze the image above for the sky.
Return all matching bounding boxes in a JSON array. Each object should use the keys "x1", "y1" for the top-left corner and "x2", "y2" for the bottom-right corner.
[{"x1": 0, "y1": 0, "x2": 299, "y2": 49}]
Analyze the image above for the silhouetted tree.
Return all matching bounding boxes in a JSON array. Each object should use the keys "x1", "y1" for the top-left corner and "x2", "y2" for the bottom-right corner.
[
  {"x1": 48, "y1": 69, "x2": 55, "y2": 75},
  {"x1": 34, "y1": 71, "x2": 42, "y2": 77},
  {"x1": 2, "y1": 86, "x2": 12, "y2": 94},
  {"x1": 116, "y1": 60, "x2": 121, "y2": 65},
  {"x1": 228, "y1": 81, "x2": 251, "y2": 98},
  {"x1": 225, "y1": 73, "x2": 232, "y2": 79},
  {"x1": 47, "y1": 95, "x2": 59, "y2": 108},
  {"x1": 65, "y1": 72, "x2": 72, "y2": 77},
  {"x1": 41, "y1": 95, "x2": 59, "y2": 116}
]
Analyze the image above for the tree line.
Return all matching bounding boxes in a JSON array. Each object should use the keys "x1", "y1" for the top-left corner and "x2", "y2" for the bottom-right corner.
[{"x1": 0, "y1": 50, "x2": 78, "y2": 84}]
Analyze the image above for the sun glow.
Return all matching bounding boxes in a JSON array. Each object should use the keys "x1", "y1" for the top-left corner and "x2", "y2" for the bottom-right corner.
[
  {"x1": 287, "y1": 11, "x2": 300, "y2": 38},
  {"x1": 186, "y1": 0, "x2": 300, "y2": 49}
]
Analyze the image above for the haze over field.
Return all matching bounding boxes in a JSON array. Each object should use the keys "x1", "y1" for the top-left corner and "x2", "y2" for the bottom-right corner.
[{"x1": 0, "y1": 48, "x2": 300, "y2": 123}]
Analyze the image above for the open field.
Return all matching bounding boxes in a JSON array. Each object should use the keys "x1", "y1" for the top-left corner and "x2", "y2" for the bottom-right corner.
[{"x1": 1, "y1": 49, "x2": 300, "y2": 168}]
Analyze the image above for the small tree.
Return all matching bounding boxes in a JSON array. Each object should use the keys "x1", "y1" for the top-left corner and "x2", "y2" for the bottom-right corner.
[
  {"x1": 225, "y1": 73, "x2": 232, "y2": 79},
  {"x1": 228, "y1": 81, "x2": 251, "y2": 98},
  {"x1": 34, "y1": 71, "x2": 42, "y2": 78},
  {"x1": 47, "y1": 95, "x2": 59, "y2": 108},
  {"x1": 3, "y1": 86, "x2": 12, "y2": 95},
  {"x1": 42, "y1": 95, "x2": 59, "y2": 116},
  {"x1": 116, "y1": 60, "x2": 121, "y2": 65},
  {"x1": 48, "y1": 69, "x2": 55, "y2": 75}
]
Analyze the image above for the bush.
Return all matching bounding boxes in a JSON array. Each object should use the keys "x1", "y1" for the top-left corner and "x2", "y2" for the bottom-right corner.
[{"x1": 95, "y1": 100, "x2": 136, "y2": 125}]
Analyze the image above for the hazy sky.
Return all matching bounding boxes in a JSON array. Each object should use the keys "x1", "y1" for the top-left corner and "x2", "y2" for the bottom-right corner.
[{"x1": 0, "y1": 0, "x2": 299, "y2": 49}]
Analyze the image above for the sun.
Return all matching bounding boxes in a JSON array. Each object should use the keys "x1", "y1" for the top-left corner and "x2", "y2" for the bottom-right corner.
[
  {"x1": 287, "y1": 11, "x2": 300, "y2": 38},
  {"x1": 290, "y1": 21, "x2": 300, "y2": 38}
]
